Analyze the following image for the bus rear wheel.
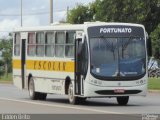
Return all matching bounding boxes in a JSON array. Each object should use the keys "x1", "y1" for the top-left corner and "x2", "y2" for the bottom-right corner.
[
  {"x1": 117, "y1": 96, "x2": 129, "y2": 105},
  {"x1": 29, "y1": 77, "x2": 38, "y2": 100},
  {"x1": 29, "y1": 77, "x2": 47, "y2": 100}
]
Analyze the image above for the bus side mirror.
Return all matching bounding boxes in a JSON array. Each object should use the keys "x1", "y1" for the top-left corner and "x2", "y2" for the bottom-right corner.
[
  {"x1": 146, "y1": 32, "x2": 152, "y2": 56},
  {"x1": 147, "y1": 39, "x2": 152, "y2": 57}
]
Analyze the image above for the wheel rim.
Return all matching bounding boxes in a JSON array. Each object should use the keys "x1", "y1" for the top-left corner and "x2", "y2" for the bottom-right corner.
[
  {"x1": 68, "y1": 84, "x2": 74, "y2": 102},
  {"x1": 29, "y1": 80, "x2": 34, "y2": 97}
]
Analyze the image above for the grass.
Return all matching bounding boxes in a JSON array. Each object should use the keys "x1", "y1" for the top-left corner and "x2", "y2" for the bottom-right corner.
[
  {"x1": 0, "y1": 73, "x2": 12, "y2": 84},
  {"x1": 148, "y1": 78, "x2": 160, "y2": 90}
]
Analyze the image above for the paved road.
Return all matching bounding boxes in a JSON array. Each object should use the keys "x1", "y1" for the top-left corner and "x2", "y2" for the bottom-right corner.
[{"x1": 0, "y1": 84, "x2": 160, "y2": 115}]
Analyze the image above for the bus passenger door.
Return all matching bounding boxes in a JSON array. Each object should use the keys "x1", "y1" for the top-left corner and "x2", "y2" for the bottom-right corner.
[
  {"x1": 75, "y1": 31, "x2": 85, "y2": 95},
  {"x1": 21, "y1": 32, "x2": 27, "y2": 89},
  {"x1": 75, "y1": 39, "x2": 82, "y2": 95}
]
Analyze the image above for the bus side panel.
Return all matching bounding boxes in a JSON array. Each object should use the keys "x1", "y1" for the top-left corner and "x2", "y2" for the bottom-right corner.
[
  {"x1": 26, "y1": 69, "x2": 74, "y2": 94},
  {"x1": 13, "y1": 59, "x2": 23, "y2": 89},
  {"x1": 13, "y1": 32, "x2": 23, "y2": 89},
  {"x1": 13, "y1": 32, "x2": 28, "y2": 90}
]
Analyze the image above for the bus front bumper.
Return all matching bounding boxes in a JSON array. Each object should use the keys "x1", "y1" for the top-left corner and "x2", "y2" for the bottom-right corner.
[{"x1": 84, "y1": 82, "x2": 147, "y2": 98}]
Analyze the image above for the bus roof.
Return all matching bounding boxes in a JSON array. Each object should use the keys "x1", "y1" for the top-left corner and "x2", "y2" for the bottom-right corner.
[{"x1": 13, "y1": 22, "x2": 145, "y2": 32}]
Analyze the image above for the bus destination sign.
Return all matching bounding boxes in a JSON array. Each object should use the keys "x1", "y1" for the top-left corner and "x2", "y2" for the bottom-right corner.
[
  {"x1": 100, "y1": 27, "x2": 132, "y2": 34},
  {"x1": 88, "y1": 25, "x2": 144, "y2": 38}
]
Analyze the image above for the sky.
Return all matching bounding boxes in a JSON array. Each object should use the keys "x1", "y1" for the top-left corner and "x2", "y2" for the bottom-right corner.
[{"x1": 0, "y1": 0, "x2": 95, "y2": 38}]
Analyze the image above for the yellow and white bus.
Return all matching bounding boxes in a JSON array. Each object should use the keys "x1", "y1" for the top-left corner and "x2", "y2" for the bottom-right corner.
[{"x1": 13, "y1": 22, "x2": 148, "y2": 105}]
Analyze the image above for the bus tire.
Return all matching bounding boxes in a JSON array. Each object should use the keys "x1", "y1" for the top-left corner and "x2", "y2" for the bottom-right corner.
[
  {"x1": 38, "y1": 93, "x2": 47, "y2": 100},
  {"x1": 68, "y1": 82, "x2": 79, "y2": 104},
  {"x1": 117, "y1": 96, "x2": 129, "y2": 105},
  {"x1": 79, "y1": 97, "x2": 87, "y2": 101},
  {"x1": 78, "y1": 97, "x2": 87, "y2": 104},
  {"x1": 29, "y1": 77, "x2": 39, "y2": 100}
]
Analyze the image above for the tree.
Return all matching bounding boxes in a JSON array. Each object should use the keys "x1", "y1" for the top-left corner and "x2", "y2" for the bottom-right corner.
[
  {"x1": 93, "y1": 0, "x2": 160, "y2": 33},
  {"x1": 143, "y1": 0, "x2": 160, "y2": 34},
  {"x1": 93, "y1": 0, "x2": 149, "y2": 22},
  {"x1": 150, "y1": 24, "x2": 160, "y2": 59},
  {"x1": 67, "y1": 4, "x2": 94, "y2": 24},
  {"x1": 0, "y1": 34, "x2": 13, "y2": 76},
  {"x1": 67, "y1": 0, "x2": 160, "y2": 32},
  {"x1": 67, "y1": 0, "x2": 160, "y2": 58},
  {"x1": 0, "y1": 60, "x2": 4, "y2": 78}
]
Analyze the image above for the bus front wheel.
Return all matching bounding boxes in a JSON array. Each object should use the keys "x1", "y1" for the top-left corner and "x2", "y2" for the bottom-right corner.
[
  {"x1": 68, "y1": 82, "x2": 79, "y2": 104},
  {"x1": 117, "y1": 96, "x2": 129, "y2": 105}
]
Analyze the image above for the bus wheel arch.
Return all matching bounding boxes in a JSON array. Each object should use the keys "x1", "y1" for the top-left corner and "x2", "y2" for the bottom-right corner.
[
  {"x1": 28, "y1": 75, "x2": 47, "y2": 100},
  {"x1": 28, "y1": 76, "x2": 39, "y2": 100},
  {"x1": 65, "y1": 76, "x2": 71, "y2": 95},
  {"x1": 28, "y1": 74, "x2": 33, "y2": 90}
]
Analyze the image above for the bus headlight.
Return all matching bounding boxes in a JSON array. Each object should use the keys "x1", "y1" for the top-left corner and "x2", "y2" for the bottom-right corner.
[
  {"x1": 136, "y1": 79, "x2": 146, "y2": 85},
  {"x1": 91, "y1": 79, "x2": 102, "y2": 85},
  {"x1": 140, "y1": 80, "x2": 144, "y2": 84}
]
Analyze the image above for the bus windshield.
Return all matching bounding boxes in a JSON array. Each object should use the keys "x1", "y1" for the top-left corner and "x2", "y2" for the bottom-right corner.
[{"x1": 90, "y1": 37, "x2": 146, "y2": 79}]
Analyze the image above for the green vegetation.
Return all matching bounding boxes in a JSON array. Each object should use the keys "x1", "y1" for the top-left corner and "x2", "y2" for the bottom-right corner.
[
  {"x1": 67, "y1": 4, "x2": 93, "y2": 24},
  {"x1": 67, "y1": 0, "x2": 160, "y2": 59},
  {"x1": 0, "y1": 73, "x2": 12, "y2": 84},
  {"x1": 150, "y1": 24, "x2": 160, "y2": 59},
  {"x1": 0, "y1": 33, "x2": 12, "y2": 82},
  {"x1": 148, "y1": 78, "x2": 160, "y2": 90},
  {"x1": 0, "y1": 35, "x2": 12, "y2": 74}
]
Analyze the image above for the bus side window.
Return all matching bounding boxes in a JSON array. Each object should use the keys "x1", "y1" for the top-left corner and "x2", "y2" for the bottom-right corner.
[
  {"x1": 55, "y1": 32, "x2": 65, "y2": 57},
  {"x1": 65, "y1": 32, "x2": 75, "y2": 58},
  {"x1": 14, "y1": 33, "x2": 20, "y2": 56},
  {"x1": 46, "y1": 32, "x2": 55, "y2": 57},
  {"x1": 28, "y1": 33, "x2": 36, "y2": 56},
  {"x1": 36, "y1": 32, "x2": 45, "y2": 57}
]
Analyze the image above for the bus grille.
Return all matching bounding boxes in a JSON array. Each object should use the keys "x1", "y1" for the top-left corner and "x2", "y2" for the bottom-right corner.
[{"x1": 95, "y1": 90, "x2": 142, "y2": 95}]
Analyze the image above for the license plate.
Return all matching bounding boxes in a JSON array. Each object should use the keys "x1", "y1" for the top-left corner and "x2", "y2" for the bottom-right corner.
[{"x1": 114, "y1": 89, "x2": 125, "y2": 93}]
